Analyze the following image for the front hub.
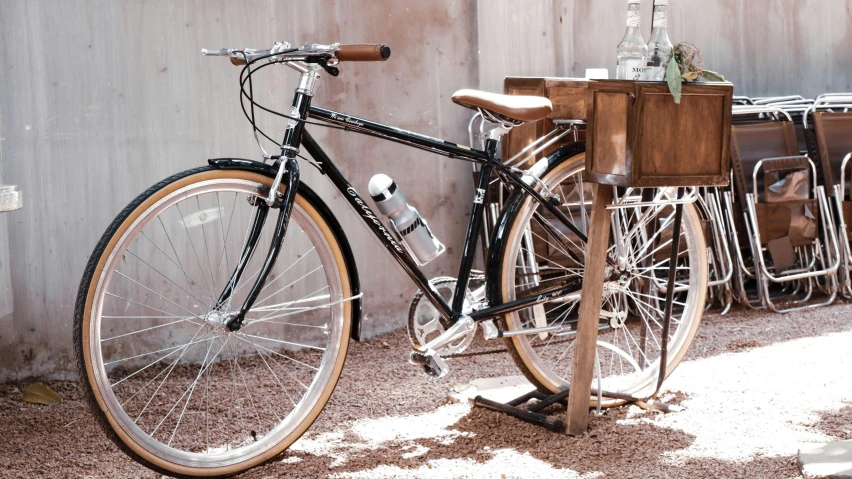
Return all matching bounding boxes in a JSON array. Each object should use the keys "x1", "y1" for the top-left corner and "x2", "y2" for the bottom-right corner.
[{"x1": 204, "y1": 310, "x2": 235, "y2": 331}]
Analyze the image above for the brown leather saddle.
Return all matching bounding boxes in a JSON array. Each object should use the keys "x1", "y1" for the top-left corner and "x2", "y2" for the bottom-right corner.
[{"x1": 451, "y1": 89, "x2": 552, "y2": 123}]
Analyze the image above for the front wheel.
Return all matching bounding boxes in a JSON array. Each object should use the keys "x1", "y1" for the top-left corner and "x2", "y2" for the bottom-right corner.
[
  {"x1": 74, "y1": 167, "x2": 353, "y2": 477},
  {"x1": 495, "y1": 148, "x2": 707, "y2": 406}
]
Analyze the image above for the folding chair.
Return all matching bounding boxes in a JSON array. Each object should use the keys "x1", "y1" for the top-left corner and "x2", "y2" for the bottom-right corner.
[
  {"x1": 733, "y1": 96, "x2": 754, "y2": 106},
  {"x1": 724, "y1": 106, "x2": 839, "y2": 312},
  {"x1": 768, "y1": 98, "x2": 814, "y2": 155},
  {"x1": 804, "y1": 95, "x2": 852, "y2": 295},
  {"x1": 753, "y1": 95, "x2": 806, "y2": 105},
  {"x1": 698, "y1": 187, "x2": 734, "y2": 314}
]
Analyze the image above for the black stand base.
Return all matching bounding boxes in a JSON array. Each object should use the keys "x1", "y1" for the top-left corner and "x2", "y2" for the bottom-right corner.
[
  {"x1": 473, "y1": 386, "x2": 677, "y2": 433},
  {"x1": 472, "y1": 388, "x2": 571, "y2": 433},
  {"x1": 473, "y1": 188, "x2": 686, "y2": 434}
]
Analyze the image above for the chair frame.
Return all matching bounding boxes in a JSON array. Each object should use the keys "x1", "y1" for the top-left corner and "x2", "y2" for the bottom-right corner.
[
  {"x1": 804, "y1": 95, "x2": 852, "y2": 296},
  {"x1": 724, "y1": 106, "x2": 840, "y2": 312}
]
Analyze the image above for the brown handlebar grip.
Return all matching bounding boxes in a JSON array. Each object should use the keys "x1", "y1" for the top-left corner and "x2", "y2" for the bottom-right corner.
[
  {"x1": 336, "y1": 44, "x2": 391, "y2": 62},
  {"x1": 230, "y1": 55, "x2": 248, "y2": 66}
]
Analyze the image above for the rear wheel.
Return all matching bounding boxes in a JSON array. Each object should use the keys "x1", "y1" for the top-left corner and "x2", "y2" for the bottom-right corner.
[
  {"x1": 74, "y1": 167, "x2": 352, "y2": 477},
  {"x1": 496, "y1": 150, "x2": 707, "y2": 406}
]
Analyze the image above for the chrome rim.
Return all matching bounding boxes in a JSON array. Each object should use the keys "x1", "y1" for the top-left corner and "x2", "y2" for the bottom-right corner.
[
  {"x1": 504, "y1": 158, "x2": 706, "y2": 398},
  {"x1": 89, "y1": 177, "x2": 345, "y2": 468}
]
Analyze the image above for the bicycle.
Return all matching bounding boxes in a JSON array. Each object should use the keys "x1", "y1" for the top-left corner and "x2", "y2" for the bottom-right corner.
[{"x1": 74, "y1": 41, "x2": 708, "y2": 477}]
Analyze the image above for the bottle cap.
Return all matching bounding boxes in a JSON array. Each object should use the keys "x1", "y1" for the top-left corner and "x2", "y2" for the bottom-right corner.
[
  {"x1": 628, "y1": 0, "x2": 641, "y2": 3},
  {"x1": 368, "y1": 174, "x2": 397, "y2": 201},
  {"x1": 654, "y1": 0, "x2": 668, "y2": 4}
]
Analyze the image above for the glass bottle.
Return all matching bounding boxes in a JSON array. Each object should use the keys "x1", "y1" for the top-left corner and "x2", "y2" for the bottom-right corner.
[
  {"x1": 616, "y1": 0, "x2": 649, "y2": 80},
  {"x1": 646, "y1": 0, "x2": 673, "y2": 81}
]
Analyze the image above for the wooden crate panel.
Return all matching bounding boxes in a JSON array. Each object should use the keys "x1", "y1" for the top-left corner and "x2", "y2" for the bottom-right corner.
[
  {"x1": 589, "y1": 91, "x2": 630, "y2": 177},
  {"x1": 502, "y1": 77, "x2": 588, "y2": 166},
  {"x1": 585, "y1": 80, "x2": 733, "y2": 188}
]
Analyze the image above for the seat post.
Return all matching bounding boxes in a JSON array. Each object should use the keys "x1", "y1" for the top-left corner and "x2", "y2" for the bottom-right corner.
[
  {"x1": 480, "y1": 109, "x2": 516, "y2": 165},
  {"x1": 487, "y1": 121, "x2": 513, "y2": 141},
  {"x1": 484, "y1": 137, "x2": 499, "y2": 162}
]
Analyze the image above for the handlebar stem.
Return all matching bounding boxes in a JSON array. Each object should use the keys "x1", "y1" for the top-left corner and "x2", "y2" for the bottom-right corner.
[{"x1": 296, "y1": 65, "x2": 323, "y2": 95}]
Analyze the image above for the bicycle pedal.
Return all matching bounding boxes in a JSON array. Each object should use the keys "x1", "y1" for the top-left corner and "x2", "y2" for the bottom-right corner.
[{"x1": 409, "y1": 348, "x2": 449, "y2": 379}]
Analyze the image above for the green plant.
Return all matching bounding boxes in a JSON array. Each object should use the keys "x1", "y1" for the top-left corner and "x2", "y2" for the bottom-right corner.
[{"x1": 666, "y1": 42, "x2": 726, "y2": 103}]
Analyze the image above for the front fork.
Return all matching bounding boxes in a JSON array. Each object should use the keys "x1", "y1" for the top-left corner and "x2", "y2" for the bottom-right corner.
[
  {"x1": 223, "y1": 157, "x2": 301, "y2": 331},
  {"x1": 220, "y1": 67, "x2": 317, "y2": 331}
]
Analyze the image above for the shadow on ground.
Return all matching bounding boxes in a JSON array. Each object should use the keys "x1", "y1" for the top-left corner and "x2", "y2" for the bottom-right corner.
[{"x1": 5, "y1": 303, "x2": 852, "y2": 478}]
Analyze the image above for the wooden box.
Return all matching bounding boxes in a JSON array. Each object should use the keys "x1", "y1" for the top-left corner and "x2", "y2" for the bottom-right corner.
[
  {"x1": 585, "y1": 80, "x2": 733, "y2": 187},
  {"x1": 502, "y1": 77, "x2": 589, "y2": 166}
]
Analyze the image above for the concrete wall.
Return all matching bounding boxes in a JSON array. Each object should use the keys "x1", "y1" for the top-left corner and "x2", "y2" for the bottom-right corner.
[
  {"x1": 0, "y1": 0, "x2": 480, "y2": 380},
  {"x1": 478, "y1": 0, "x2": 852, "y2": 97},
  {"x1": 0, "y1": 0, "x2": 850, "y2": 380}
]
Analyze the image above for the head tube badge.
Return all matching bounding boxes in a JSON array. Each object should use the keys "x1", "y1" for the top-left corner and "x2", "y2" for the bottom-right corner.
[
  {"x1": 287, "y1": 106, "x2": 299, "y2": 129},
  {"x1": 474, "y1": 188, "x2": 486, "y2": 204}
]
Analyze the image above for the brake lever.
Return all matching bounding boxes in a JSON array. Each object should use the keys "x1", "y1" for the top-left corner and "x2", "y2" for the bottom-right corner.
[
  {"x1": 304, "y1": 57, "x2": 339, "y2": 77},
  {"x1": 319, "y1": 59, "x2": 339, "y2": 77}
]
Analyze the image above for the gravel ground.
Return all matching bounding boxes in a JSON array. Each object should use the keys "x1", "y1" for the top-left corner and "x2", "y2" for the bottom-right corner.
[{"x1": 3, "y1": 302, "x2": 852, "y2": 478}]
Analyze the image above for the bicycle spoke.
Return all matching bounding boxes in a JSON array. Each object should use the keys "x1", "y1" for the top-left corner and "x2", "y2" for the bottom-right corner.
[
  {"x1": 242, "y1": 235, "x2": 310, "y2": 297},
  {"x1": 114, "y1": 270, "x2": 207, "y2": 321},
  {"x1": 232, "y1": 334, "x2": 320, "y2": 372},
  {"x1": 151, "y1": 335, "x2": 228, "y2": 438},
  {"x1": 194, "y1": 196, "x2": 219, "y2": 297},
  {"x1": 104, "y1": 292, "x2": 201, "y2": 324},
  {"x1": 112, "y1": 327, "x2": 211, "y2": 388},
  {"x1": 251, "y1": 285, "x2": 330, "y2": 323},
  {"x1": 125, "y1": 247, "x2": 212, "y2": 311},
  {"x1": 166, "y1": 333, "x2": 220, "y2": 446},
  {"x1": 502, "y1": 157, "x2": 704, "y2": 401},
  {"x1": 175, "y1": 202, "x2": 216, "y2": 296},
  {"x1": 102, "y1": 317, "x2": 199, "y2": 342},
  {"x1": 254, "y1": 262, "x2": 322, "y2": 306},
  {"x1": 152, "y1": 218, "x2": 216, "y2": 304},
  {"x1": 134, "y1": 326, "x2": 210, "y2": 423},
  {"x1": 244, "y1": 337, "x2": 299, "y2": 407},
  {"x1": 239, "y1": 332, "x2": 326, "y2": 352}
]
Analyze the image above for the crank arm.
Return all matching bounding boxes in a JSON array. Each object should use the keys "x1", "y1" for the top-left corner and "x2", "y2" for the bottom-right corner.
[
  {"x1": 227, "y1": 157, "x2": 300, "y2": 331},
  {"x1": 409, "y1": 316, "x2": 475, "y2": 378},
  {"x1": 412, "y1": 315, "x2": 475, "y2": 354}
]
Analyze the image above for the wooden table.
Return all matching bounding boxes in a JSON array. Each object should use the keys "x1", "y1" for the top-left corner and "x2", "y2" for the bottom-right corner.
[
  {"x1": 501, "y1": 77, "x2": 732, "y2": 436},
  {"x1": 564, "y1": 183, "x2": 613, "y2": 435}
]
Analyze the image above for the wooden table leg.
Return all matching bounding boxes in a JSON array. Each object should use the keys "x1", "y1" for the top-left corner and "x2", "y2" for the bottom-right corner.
[{"x1": 565, "y1": 183, "x2": 614, "y2": 436}]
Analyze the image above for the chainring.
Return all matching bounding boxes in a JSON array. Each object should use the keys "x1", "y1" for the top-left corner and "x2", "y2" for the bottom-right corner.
[{"x1": 407, "y1": 277, "x2": 477, "y2": 356}]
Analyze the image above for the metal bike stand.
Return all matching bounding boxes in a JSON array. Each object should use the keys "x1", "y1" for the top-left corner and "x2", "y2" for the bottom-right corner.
[
  {"x1": 474, "y1": 77, "x2": 732, "y2": 435},
  {"x1": 473, "y1": 187, "x2": 685, "y2": 434}
]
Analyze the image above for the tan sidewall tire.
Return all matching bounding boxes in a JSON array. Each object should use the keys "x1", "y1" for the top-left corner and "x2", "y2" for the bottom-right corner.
[
  {"x1": 79, "y1": 169, "x2": 351, "y2": 477},
  {"x1": 498, "y1": 155, "x2": 707, "y2": 406}
]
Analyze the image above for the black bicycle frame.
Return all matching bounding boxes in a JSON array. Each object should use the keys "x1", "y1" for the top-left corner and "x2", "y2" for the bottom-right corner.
[
  {"x1": 224, "y1": 87, "x2": 594, "y2": 330},
  {"x1": 303, "y1": 104, "x2": 594, "y2": 324}
]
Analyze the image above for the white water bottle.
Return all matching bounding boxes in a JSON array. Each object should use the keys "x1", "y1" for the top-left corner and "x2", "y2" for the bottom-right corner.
[{"x1": 368, "y1": 174, "x2": 445, "y2": 265}]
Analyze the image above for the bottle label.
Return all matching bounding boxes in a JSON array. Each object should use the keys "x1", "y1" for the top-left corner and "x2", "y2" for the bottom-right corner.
[
  {"x1": 653, "y1": 12, "x2": 667, "y2": 27},
  {"x1": 626, "y1": 11, "x2": 641, "y2": 27},
  {"x1": 624, "y1": 59, "x2": 651, "y2": 81}
]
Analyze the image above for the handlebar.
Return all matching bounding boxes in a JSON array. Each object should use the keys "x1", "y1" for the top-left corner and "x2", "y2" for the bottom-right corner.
[
  {"x1": 201, "y1": 42, "x2": 391, "y2": 69},
  {"x1": 337, "y1": 44, "x2": 391, "y2": 61}
]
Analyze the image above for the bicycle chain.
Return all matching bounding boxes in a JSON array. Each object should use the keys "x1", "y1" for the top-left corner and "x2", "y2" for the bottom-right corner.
[
  {"x1": 444, "y1": 337, "x2": 575, "y2": 359},
  {"x1": 409, "y1": 272, "x2": 575, "y2": 360}
]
